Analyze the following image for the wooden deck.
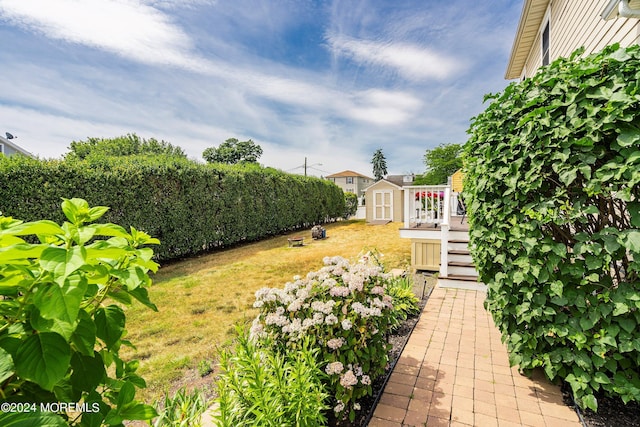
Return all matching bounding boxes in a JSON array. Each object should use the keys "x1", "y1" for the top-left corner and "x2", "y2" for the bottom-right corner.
[{"x1": 411, "y1": 216, "x2": 469, "y2": 232}]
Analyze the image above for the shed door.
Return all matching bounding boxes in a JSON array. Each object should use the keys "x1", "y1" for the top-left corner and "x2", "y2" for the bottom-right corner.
[{"x1": 374, "y1": 191, "x2": 393, "y2": 221}]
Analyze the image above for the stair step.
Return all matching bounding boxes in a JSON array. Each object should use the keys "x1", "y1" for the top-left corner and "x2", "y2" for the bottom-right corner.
[
  {"x1": 448, "y1": 249, "x2": 470, "y2": 255},
  {"x1": 446, "y1": 274, "x2": 480, "y2": 282},
  {"x1": 438, "y1": 278, "x2": 486, "y2": 291},
  {"x1": 448, "y1": 261, "x2": 475, "y2": 267}
]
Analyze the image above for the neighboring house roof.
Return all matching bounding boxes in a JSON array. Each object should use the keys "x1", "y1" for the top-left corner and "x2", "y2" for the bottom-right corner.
[
  {"x1": 0, "y1": 135, "x2": 34, "y2": 157},
  {"x1": 385, "y1": 174, "x2": 414, "y2": 187},
  {"x1": 505, "y1": 0, "x2": 550, "y2": 80},
  {"x1": 326, "y1": 170, "x2": 374, "y2": 179}
]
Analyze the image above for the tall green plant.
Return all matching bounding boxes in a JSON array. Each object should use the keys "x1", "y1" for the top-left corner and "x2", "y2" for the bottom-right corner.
[
  {"x1": 0, "y1": 198, "x2": 159, "y2": 425},
  {"x1": 215, "y1": 329, "x2": 329, "y2": 427},
  {"x1": 465, "y1": 44, "x2": 640, "y2": 411}
]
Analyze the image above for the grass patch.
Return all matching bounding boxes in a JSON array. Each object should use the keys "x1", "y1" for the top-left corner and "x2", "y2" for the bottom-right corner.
[{"x1": 123, "y1": 219, "x2": 411, "y2": 403}]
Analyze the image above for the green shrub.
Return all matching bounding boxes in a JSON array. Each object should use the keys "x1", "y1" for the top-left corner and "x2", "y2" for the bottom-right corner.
[
  {"x1": 0, "y1": 156, "x2": 345, "y2": 261},
  {"x1": 344, "y1": 192, "x2": 358, "y2": 219},
  {"x1": 152, "y1": 387, "x2": 210, "y2": 427},
  {"x1": 386, "y1": 276, "x2": 420, "y2": 331},
  {"x1": 215, "y1": 329, "x2": 329, "y2": 427},
  {"x1": 0, "y1": 198, "x2": 159, "y2": 426},
  {"x1": 465, "y1": 44, "x2": 640, "y2": 411},
  {"x1": 250, "y1": 254, "x2": 395, "y2": 423},
  {"x1": 197, "y1": 359, "x2": 213, "y2": 377}
]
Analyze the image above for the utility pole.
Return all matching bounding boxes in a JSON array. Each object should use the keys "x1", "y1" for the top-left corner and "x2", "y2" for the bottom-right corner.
[{"x1": 304, "y1": 157, "x2": 308, "y2": 176}]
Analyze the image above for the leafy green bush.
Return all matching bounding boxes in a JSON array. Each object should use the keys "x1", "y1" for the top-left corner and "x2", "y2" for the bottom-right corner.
[
  {"x1": 215, "y1": 329, "x2": 329, "y2": 427},
  {"x1": 249, "y1": 254, "x2": 395, "y2": 422},
  {"x1": 344, "y1": 192, "x2": 358, "y2": 219},
  {"x1": 0, "y1": 198, "x2": 159, "y2": 426},
  {"x1": 465, "y1": 44, "x2": 640, "y2": 411},
  {"x1": 0, "y1": 156, "x2": 345, "y2": 261}
]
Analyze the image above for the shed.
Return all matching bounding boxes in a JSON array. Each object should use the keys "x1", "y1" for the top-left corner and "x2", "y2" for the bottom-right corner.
[{"x1": 364, "y1": 175, "x2": 413, "y2": 223}]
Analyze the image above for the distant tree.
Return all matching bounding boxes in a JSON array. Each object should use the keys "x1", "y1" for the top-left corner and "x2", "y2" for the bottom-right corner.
[
  {"x1": 413, "y1": 143, "x2": 462, "y2": 185},
  {"x1": 66, "y1": 133, "x2": 186, "y2": 160},
  {"x1": 202, "y1": 138, "x2": 263, "y2": 164},
  {"x1": 371, "y1": 149, "x2": 387, "y2": 181}
]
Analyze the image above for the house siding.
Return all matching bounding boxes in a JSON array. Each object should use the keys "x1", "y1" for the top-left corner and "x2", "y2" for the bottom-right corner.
[
  {"x1": 517, "y1": 0, "x2": 640, "y2": 79},
  {"x1": 0, "y1": 136, "x2": 33, "y2": 158},
  {"x1": 552, "y1": 0, "x2": 639, "y2": 59},
  {"x1": 326, "y1": 172, "x2": 373, "y2": 202}
]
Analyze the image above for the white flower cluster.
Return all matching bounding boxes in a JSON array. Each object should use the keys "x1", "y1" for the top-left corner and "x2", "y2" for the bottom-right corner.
[
  {"x1": 250, "y1": 254, "x2": 394, "y2": 345},
  {"x1": 332, "y1": 363, "x2": 371, "y2": 392},
  {"x1": 325, "y1": 361, "x2": 344, "y2": 375},
  {"x1": 251, "y1": 253, "x2": 396, "y2": 416},
  {"x1": 327, "y1": 337, "x2": 345, "y2": 350}
]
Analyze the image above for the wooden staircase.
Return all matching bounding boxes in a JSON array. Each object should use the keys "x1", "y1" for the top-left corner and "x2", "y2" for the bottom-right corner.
[{"x1": 439, "y1": 218, "x2": 485, "y2": 290}]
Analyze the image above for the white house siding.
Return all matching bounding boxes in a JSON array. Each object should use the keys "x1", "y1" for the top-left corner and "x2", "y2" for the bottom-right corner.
[
  {"x1": 551, "y1": 0, "x2": 640, "y2": 59},
  {"x1": 517, "y1": 0, "x2": 640, "y2": 79}
]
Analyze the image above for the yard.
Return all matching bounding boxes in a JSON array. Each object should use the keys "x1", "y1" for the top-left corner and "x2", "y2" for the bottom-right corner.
[{"x1": 122, "y1": 219, "x2": 412, "y2": 404}]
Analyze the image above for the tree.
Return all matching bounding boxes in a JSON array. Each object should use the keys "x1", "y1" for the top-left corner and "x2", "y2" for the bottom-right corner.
[
  {"x1": 65, "y1": 133, "x2": 187, "y2": 160},
  {"x1": 371, "y1": 149, "x2": 387, "y2": 181},
  {"x1": 202, "y1": 138, "x2": 263, "y2": 164},
  {"x1": 414, "y1": 143, "x2": 462, "y2": 185}
]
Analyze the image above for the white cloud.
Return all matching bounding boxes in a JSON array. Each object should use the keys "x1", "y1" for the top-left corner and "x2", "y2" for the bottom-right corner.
[
  {"x1": 344, "y1": 89, "x2": 422, "y2": 125},
  {"x1": 0, "y1": 0, "x2": 200, "y2": 68},
  {"x1": 327, "y1": 34, "x2": 464, "y2": 81}
]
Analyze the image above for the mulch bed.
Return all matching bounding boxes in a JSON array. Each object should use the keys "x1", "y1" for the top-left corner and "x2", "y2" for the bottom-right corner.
[{"x1": 562, "y1": 384, "x2": 640, "y2": 427}]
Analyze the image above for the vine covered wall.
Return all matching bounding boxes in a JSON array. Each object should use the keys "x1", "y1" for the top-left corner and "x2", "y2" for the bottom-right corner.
[{"x1": 464, "y1": 44, "x2": 640, "y2": 410}]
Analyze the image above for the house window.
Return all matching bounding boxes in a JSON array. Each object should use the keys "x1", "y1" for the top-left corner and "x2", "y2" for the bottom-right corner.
[
  {"x1": 541, "y1": 20, "x2": 550, "y2": 66},
  {"x1": 346, "y1": 177, "x2": 354, "y2": 184},
  {"x1": 0, "y1": 143, "x2": 4, "y2": 155}
]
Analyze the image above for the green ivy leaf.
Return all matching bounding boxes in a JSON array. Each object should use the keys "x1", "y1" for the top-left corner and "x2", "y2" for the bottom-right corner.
[
  {"x1": 624, "y1": 230, "x2": 640, "y2": 253},
  {"x1": 617, "y1": 126, "x2": 640, "y2": 147},
  {"x1": 15, "y1": 332, "x2": 71, "y2": 391},
  {"x1": 618, "y1": 318, "x2": 636, "y2": 334},
  {"x1": 558, "y1": 168, "x2": 578, "y2": 186},
  {"x1": 581, "y1": 394, "x2": 598, "y2": 412}
]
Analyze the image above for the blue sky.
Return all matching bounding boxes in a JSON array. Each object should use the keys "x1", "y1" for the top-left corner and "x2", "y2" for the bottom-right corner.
[{"x1": 0, "y1": 0, "x2": 522, "y2": 177}]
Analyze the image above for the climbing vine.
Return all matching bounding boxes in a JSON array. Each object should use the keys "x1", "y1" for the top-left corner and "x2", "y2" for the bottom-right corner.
[{"x1": 464, "y1": 44, "x2": 640, "y2": 411}]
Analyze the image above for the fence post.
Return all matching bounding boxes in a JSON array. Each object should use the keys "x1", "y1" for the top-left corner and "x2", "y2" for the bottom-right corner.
[{"x1": 440, "y1": 187, "x2": 451, "y2": 278}]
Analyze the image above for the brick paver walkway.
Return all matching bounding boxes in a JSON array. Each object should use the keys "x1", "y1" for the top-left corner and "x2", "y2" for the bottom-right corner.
[{"x1": 370, "y1": 287, "x2": 583, "y2": 427}]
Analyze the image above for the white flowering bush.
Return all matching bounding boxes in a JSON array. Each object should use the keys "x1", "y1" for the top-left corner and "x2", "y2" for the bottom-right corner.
[{"x1": 250, "y1": 254, "x2": 395, "y2": 423}]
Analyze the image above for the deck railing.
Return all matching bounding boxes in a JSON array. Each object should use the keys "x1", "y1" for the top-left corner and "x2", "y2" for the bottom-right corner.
[{"x1": 403, "y1": 185, "x2": 452, "y2": 229}]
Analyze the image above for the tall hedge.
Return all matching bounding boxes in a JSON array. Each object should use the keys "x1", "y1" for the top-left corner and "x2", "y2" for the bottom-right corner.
[
  {"x1": 0, "y1": 155, "x2": 345, "y2": 261},
  {"x1": 464, "y1": 44, "x2": 640, "y2": 410}
]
